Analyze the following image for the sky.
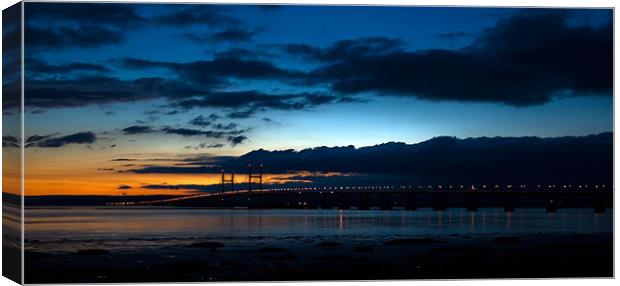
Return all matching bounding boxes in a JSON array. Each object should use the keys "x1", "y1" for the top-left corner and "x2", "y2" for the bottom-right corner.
[{"x1": 1, "y1": 3, "x2": 613, "y2": 196}]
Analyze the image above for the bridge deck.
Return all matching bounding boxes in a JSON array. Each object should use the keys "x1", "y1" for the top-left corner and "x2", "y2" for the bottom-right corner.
[{"x1": 127, "y1": 185, "x2": 612, "y2": 209}]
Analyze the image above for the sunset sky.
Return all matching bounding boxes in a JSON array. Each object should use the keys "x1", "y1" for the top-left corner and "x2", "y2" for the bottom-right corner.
[{"x1": 2, "y1": 4, "x2": 613, "y2": 196}]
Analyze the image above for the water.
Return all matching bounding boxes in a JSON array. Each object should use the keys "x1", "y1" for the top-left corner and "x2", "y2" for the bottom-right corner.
[{"x1": 24, "y1": 207, "x2": 612, "y2": 253}]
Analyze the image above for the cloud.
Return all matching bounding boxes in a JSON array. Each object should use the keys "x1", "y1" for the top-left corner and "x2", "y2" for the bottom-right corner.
[
  {"x1": 26, "y1": 132, "x2": 96, "y2": 148},
  {"x1": 189, "y1": 115, "x2": 216, "y2": 127},
  {"x1": 153, "y1": 5, "x2": 241, "y2": 28},
  {"x1": 2, "y1": 136, "x2": 19, "y2": 148},
  {"x1": 25, "y1": 25, "x2": 126, "y2": 51},
  {"x1": 227, "y1": 135, "x2": 248, "y2": 146},
  {"x1": 227, "y1": 110, "x2": 255, "y2": 119},
  {"x1": 25, "y1": 3, "x2": 145, "y2": 28},
  {"x1": 141, "y1": 184, "x2": 219, "y2": 192},
  {"x1": 23, "y1": 3, "x2": 151, "y2": 52},
  {"x1": 437, "y1": 31, "x2": 470, "y2": 40},
  {"x1": 308, "y1": 11, "x2": 612, "y2": 106},
  {"x1": 117, "y1": 185, "x2": 132, "y2": 190},
  {"x1": 119, "y1": 124, "x2": 247, "y2": 143},
  {"x1": 213, "y1": 123, "x2": 238, "y2": 131},
  {"x1": 183, "y1": 28, "x2": 255, "y2": 44},
  {"x1": 26, "y1": 134, "x2": 58, "y2": 143},
  {"x1": 214, "y1": 48, "x2": 271, "y2": 60},
  {"x1": 23, "y1": 3, "x2": 247, "y2": 52},
  {"x1": 237, "y1": 133, "x2": 612, "y2": 184},
  {"x1": 206, "y1": 143, "x2": 224, "y2": 148},
  {"x1": 189, "y1": 115, "x2": 237, "y2": 130},
  {"x1": 130, "y1": 166, "x2": 220, "y2": 174},
  {"x1": 27, "y1": 59, "x2": 110, "y2": 76},
  {"x1": 174, "y1": 91, "x2": 344, "y2": 114},
  {"x1": 118, "y1": 57, "x2": 303, "y2": 86},
  {"x1": 122, "y1": 125, "x2": 157, "y2": 135},
  {"x1": 162, "y1": 127, "x2": 227, "y2": 138},
  {"x1": 280, "y1": 37, "x2": 406, "y2": 61},
  {"x1": 14, "y1": 76, "x2": 205, "y2": 111},
  {"x1": 97, "y1": 168, "x2": 115, "y2": 171},
  {"x1": 209, "y1": 28, "x2": 255, "y2": 42},
  {"x1": 184, "y1": 143, "x2": 225, "y2": 150},
  {"x1": 126, "y1": 132, "x2": 612, "y2": 184},
  {"x1": 20, "y1": 76, "x2": 154, "y2": 110}
]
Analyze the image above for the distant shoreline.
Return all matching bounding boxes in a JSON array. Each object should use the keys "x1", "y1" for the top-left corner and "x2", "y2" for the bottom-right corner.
[{"x1": 16, "y1": 194, "x2": 183, "y2": 206}]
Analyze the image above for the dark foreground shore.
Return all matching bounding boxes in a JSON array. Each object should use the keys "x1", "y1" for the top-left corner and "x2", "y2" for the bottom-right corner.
[{"x1": 25, "y1": 232, "x2": 612, "y2": 283}]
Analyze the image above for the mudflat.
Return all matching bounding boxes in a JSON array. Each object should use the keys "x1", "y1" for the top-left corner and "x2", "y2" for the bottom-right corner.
[{"x1": 24, "y1": 232, "x2": 612, "y2": 283}]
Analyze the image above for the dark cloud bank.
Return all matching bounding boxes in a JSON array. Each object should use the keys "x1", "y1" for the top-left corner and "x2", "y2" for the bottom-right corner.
[
  {"x1": 130, "y1": 133, "x2": 612, "y2": 185},
  {"x1": 5, "y1": 9, "x2": 611, "y2": 114},
  {"x1": 300, "y1": 12, "x2": 612, "y2": 106}
]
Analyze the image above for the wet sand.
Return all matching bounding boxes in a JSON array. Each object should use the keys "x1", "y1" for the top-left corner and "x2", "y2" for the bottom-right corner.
[{"x1": 24, "y1": 232, "x2": 612, "y2": 283}]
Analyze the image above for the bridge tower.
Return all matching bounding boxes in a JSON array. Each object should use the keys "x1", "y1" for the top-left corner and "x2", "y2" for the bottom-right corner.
[
  {"x1": 247, "y1": 164, "x2": 263, "y2": 208},
  {"x1": 247, "y1": 164, "x2": 263, "y2": 194},
  {"x1": 221, "y1": 169, "x2": 235, "y2": 194}
]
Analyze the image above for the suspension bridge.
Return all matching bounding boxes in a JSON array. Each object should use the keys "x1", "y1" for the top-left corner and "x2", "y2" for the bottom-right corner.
[{"x1": 129, "y1": 164, "x2": 612, "y2": 213}]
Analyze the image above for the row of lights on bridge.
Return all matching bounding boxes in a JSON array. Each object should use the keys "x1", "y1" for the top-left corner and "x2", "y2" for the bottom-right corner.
[{"x1": 268, "y1": 184, "x2": 609, "y2": 192}]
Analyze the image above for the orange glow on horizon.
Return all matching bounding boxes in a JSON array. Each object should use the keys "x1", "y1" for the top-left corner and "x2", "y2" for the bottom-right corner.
[{"x1": 19, "y1": 146, "x2": 352, "y2": 196}]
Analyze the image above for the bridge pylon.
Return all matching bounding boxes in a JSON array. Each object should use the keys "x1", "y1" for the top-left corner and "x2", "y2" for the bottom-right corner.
[
  {"x1": 248, "y1": 164, "x2": 263, "y2": 195},
  {"x1": 221, "y1": 169, "x2": 235, "y2": 195}
]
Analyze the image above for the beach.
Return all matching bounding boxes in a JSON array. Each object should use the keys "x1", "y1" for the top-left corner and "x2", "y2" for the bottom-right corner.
[{"x1": 25, "y1": 232, "x2": 613, "y2": 282}]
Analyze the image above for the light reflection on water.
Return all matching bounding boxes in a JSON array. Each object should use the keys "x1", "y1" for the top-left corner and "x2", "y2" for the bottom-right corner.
[{"x1": 24, "y1": 207, "x2": 612, "y2": 252}]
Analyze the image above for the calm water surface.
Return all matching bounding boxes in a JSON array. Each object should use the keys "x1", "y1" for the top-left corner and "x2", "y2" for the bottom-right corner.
[{"x1": 24, "y1": 207, "x2": 612, "y2": 253}]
